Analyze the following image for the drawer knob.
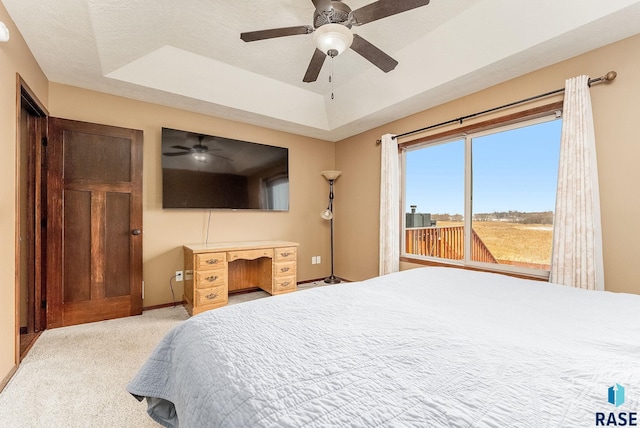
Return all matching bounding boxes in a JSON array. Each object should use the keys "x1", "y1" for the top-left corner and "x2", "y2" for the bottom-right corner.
[
  {"x1": 280, "y1": 267, "x2": 290, "y2": 273},
  {"x1": 281, "y1": 281, "x2": 290, "y2": 287},
  {"x1": 205, "y1": 293, "x2": 218, "y2": 300},
  {"x1": 206, "y1": 258, "x2": 219, "y2": 265},
  {"x1": 280, "y1": 252, "x2": 290, "y2": 257},
  {"x1": 206, "y1": 275, "x2": 218, "y2": 282}
]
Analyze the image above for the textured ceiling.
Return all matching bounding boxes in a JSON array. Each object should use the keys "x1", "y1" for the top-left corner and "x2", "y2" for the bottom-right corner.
[{"x1": 4, "y1": 0, "x2": 640, "y2": 141}]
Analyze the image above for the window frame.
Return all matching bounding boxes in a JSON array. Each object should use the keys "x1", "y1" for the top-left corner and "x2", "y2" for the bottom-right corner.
[{"x1": 399, "y1": 101, "x2": 563, "y2": 280}]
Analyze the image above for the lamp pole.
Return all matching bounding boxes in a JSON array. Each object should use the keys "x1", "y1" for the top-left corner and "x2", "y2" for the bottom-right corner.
[
  {"x1": 325, "y1": 179, "x2": 340, "y2": 284},
  {"x1": 321, "y1": 170, "x2": 342, "y2": 284}
]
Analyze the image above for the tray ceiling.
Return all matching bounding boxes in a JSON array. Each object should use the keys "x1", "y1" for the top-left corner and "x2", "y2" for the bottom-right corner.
[{"x1": 4, "y1": 0, "x2": 640, "y2": 141}]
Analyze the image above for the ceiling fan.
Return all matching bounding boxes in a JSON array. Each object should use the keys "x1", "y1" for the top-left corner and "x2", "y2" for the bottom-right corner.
[
  {"x1": 240, "y1": 0, "x2": 431, "y2": 83},
  {"x1": 162, "y1": 135, "x2": 231, "y2": 162}
]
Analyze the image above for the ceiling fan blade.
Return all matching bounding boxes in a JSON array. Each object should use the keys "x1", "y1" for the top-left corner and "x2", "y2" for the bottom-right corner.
[
  {"x1": 350, "y1": 34, "x2": 398, "y2": 73},
  {"x1": 240, "y1": 25, "x2": 314, "y2": 42},
  {"x1": 170, "y1": 145, "x2": 193, "y2": 151},
  {"x1": 303, "y1": 48, "x2": 327, "y2": 83},
  {"x1": 351, "y1": 0, "x2": 430, "y2": 26},
  {"x1": 162, "y1": 152, "x2": 191, "y2": 156}
]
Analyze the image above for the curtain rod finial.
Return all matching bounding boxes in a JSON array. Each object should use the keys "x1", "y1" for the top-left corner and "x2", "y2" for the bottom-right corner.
[{"x1": 604, "y1": 71, "x2": 617, "y2": 82}]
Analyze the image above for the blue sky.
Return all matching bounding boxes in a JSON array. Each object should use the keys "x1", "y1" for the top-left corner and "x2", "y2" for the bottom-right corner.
[{"x1": 405, "y1": 118, "x2": 562, "y2": 215}]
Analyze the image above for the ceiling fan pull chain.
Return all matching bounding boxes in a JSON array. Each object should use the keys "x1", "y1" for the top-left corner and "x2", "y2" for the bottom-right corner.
[{"x1": 330, "y1": 56, "x2": 335, "y2": 100}]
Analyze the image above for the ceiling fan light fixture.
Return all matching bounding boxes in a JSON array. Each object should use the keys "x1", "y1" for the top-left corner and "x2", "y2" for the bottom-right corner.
[
  {"x1": 313, "y1": 23, "x2": 353, "y2": 57},
  {"x1": 192, "y1": 153, "x2": 207, "y2": 162}
]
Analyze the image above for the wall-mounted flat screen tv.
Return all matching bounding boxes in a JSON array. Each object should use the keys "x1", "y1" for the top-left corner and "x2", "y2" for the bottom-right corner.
[{"x1": 161, "y1": 128, "x2": 289, "y2": 210}]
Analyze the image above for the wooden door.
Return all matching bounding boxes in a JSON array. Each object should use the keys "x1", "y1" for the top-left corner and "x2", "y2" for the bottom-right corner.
[{"x1": 46, "y1": 118, "x2": 143, "y2": 328}]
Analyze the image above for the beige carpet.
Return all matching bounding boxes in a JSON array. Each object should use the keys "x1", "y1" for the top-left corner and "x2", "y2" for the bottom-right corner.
[{"x1": 0, "y1": 283, "x2": 326, "y2": 427}]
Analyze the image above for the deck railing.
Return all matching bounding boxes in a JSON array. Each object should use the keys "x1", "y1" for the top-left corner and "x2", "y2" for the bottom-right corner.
[{"x1": 405, "y1": 226, "x2": 497, "y2": 263}]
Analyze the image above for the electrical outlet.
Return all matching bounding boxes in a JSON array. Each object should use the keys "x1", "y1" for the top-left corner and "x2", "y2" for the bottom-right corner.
[{"x1": 175, "y1": 270, "x2": 184, "y2": 281}]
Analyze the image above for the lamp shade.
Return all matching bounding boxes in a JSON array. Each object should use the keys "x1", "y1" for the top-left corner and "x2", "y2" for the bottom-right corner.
[
  {"x1": 320, "y1": 209, "x2": 333, "y2": 220},
  {"x1": 321, "y1": 170, "x2": 342, "y2": 181},
  {"x1": 313, "y1": 23, "x2": 353, "y2": 57}
]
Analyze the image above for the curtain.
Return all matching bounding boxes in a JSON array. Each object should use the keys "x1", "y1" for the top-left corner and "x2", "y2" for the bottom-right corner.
[
  {"x1": 550, "y1": 75, "x2": 605, "y2": 291},
  {"x1": 379, "y1": 133, "x2": 400, "y2": 276}
]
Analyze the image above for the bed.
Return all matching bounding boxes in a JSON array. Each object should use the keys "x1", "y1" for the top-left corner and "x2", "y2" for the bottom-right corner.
[{"x1": 127, "y1": 267, "x2": 640, "y2": 427}]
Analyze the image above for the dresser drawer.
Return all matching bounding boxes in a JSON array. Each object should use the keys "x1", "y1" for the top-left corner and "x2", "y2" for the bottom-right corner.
[
  {"x1": 228, "y1": 248, "x2": 274, "y2": 262},
  {"x1": 196, "y1": 252, "x2": 227, "y2": 270},
  {"x1": 195, "y1": 284, "x2": 227, "y2": 306},
  {"x1": 195, "y1": 270, "x2": 227, "y2": 289},
  {"x1": 274, "y1": 260, "x2": 296, "y2": 277},
  {"x1": 273, "y1": 275, "x2": 296, "y2": 293},
  {"x1": 275, "y1": 247, "x2": 296, "y2": 261}
]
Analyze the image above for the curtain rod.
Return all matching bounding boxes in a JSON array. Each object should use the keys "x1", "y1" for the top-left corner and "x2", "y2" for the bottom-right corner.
[{"x1": 375, "y1": 71, "x2": 617, "y2": 144}]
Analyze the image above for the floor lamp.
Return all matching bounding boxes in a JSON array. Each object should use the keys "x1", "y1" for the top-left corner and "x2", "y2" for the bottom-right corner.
[{"x1": 321, "y1": 170, "x2": 342, "y2": 284}]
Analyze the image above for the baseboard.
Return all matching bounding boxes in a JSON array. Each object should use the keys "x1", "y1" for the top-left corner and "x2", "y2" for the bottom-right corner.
[
  {"x1": 297, "y1": 278, "x2": 325, "y2": 285},
  {"x1": 228, "y1": 287, "x2": 261, "y2": 295},
  {"x1": 0, "y1": 364, "x2": 18, "y2": 393},
  {"x1": 299, "y1": 277, "x2": 353, "y2": 284},
  {"x1": 142, "y1": 301, "x2": 185, "y2": 311}
]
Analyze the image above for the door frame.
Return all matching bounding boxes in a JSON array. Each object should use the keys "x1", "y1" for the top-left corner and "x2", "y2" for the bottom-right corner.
[{"x1": 15, "y1": 74, "x2": 48, "y2": 364}]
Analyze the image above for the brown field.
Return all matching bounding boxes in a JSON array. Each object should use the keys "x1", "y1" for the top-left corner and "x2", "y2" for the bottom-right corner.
[{"x1": 437, "y1": 221, "x2": 553, "y2": 266}]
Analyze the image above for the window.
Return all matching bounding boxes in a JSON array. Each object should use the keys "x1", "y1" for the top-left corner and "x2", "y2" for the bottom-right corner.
[
  {"x1": 264, "y1": 175, "x2": 289, "y2": 210},
  {"x1": 402, "y1": 114, "x2": 562, "y2": 277}
]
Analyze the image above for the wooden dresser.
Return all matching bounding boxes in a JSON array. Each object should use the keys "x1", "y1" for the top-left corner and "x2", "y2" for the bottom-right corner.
[{"x1": 183, "y1": 241, "x2": 299, "y2": 315}]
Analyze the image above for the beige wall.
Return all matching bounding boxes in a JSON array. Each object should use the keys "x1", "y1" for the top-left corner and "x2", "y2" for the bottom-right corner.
[
  {"x1": 0, "y1": 3, "x2": 49, "y2": 383},
  {"x1": 48, "y1": 84, "x2": 336, "y2": 307},
  {"x1": 335, "y1": 33, "x2": 640, "y2": 295}
]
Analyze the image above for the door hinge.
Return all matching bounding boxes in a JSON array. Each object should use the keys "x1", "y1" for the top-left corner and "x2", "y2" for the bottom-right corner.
[
  {"x1": 41, "y1": 300, "x2": 46, "y2": 309},
  {"x1": 41, "y1": 136, "x2": 48, "y2": 146}
]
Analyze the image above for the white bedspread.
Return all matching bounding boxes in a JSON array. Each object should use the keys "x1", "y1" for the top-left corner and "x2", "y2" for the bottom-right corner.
[{"x1": 127, "y1": 267, "x2": 640, "y2": 427}]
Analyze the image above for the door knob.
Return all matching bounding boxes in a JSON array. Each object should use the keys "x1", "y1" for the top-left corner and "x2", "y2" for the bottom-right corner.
[{"x1": 132, "y1": 229, "x2": 141, "y2": 235}]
